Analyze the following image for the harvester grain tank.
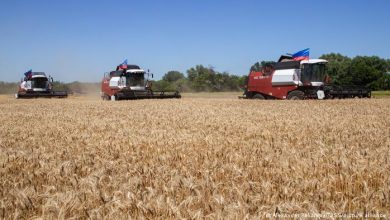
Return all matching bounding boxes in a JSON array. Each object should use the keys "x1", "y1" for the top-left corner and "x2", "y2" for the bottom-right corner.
[
  {"x1": 242, "y1": 54, "x2": 371, "y2": 100},
  {"x1": 101, "y1": 62, "x2": 181, "y2": 100},
  {"x1": 15, "y1": 71, "x2": 68, "y2": 99}
]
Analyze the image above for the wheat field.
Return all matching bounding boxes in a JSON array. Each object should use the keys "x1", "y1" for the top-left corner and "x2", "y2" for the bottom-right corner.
[{"x1": 0, "y1": 95, "x2": 389, "y2": 219}]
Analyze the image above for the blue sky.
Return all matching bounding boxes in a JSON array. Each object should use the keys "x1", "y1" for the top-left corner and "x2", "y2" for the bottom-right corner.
[{"x1": 0, "y1": 0, "x2": 389, "y2": 82}]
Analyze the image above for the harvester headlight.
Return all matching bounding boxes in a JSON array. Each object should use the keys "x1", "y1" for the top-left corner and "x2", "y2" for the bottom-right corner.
[{"x1": 317, "y1": 90, "x2": 325, "y2": 99}]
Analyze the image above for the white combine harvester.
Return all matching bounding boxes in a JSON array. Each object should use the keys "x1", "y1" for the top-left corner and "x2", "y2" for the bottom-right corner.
[{"x1": 15, "y1": 71, "x2": 68, "y2": 99}]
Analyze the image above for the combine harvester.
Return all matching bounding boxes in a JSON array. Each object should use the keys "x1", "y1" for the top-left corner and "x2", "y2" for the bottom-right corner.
[
  {"x1": 242, "y1": 49, "x2": 371, "y2": 100},
  {"x1": 101, "y1": 60, "x2": 181, "y2": 101},
  {"x1": 15, "y1": 70, "x2": 68, "y2": 99}
]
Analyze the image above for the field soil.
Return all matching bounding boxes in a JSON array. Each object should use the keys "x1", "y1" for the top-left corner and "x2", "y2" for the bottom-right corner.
[{"x1": 0, "y1": 94, "x2": 389, "y2": 218}]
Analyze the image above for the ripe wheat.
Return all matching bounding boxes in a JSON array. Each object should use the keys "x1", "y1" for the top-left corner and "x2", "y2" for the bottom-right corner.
[{"x1": 0, "y1": 96, "x2": 389, "y2": 218}]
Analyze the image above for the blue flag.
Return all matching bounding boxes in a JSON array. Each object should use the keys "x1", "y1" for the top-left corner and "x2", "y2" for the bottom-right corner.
[
  {"x1": 292, "y1": 48, "x2": 310, "y2": 61},
  {"x1": 24, "y1": 69, "x2": 32, "y2": 78},
  {"x1": 120, "y1": 59, "x2": 128, "y2": 69}
]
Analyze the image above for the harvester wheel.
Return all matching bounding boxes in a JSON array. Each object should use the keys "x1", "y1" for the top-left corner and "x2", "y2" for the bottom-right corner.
[
  {"x1": 15, "y1": 93, "x2": 19, "y2": 99},
  {"x1": 252, "y1": 94, "x2": 265, "y2": 100},
  {"x1": 287, "y1": 90, "x2": 304, "y2": 100}
]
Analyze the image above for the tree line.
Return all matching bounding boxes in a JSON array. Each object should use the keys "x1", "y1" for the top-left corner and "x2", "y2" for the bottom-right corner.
[
  {"x1": 319, "y1": 53, "x2": 390, "y2": 90},
  {"x1": 153, "y1": 65, "x2": 246, "y2": 92},
  {"x1": 1, "y1": 53, "x2": 389, "y2": 94}
]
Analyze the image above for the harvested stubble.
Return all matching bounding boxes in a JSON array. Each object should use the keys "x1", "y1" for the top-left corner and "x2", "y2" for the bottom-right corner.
[{"x1": 0, "y1": 97, "x2": 389, "y2": 219}]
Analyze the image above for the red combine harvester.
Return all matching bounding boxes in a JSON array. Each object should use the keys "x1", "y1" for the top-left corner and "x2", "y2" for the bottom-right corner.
[
  {"x1": 101, "y1": 63, "x2": 181, "y2": 101},
  {"x1": 15, "y1": 71, "x2": 68, "y2": 99},
  {"x1": 242, "y1": 54, "x2": 371, "y2": 100}
]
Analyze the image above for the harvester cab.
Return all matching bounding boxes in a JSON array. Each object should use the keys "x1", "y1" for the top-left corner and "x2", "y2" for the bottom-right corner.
[
  {"x1": 15, "y1": 71, "x2": 68, "y2": 99},
  {"x1": 108, "y1": 65, "x2": 147, "y2": 90},
  {"x1": 101, "y1": 63, "x2": 181, "y2": 100},
  {"x1": 299, "y1": 59, "x2": 328, "y2": 86}
]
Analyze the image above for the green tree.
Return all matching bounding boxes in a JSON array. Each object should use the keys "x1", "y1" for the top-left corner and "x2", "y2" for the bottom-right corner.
[
  {"x1": 348, "y1": 56, "x2": 387, "y2": 88},
  {"x1": 152, "y1": 80, "x2": 176, "y2": 91},
  {"x1": 238, "y1": 75, "x2": 248, "y2": 88},
  {"x1": 187, "y1": 65, "x2": 216, "y2": 91},
  {"x1": 250, "y1": 62, "x2": 262, "y2": 72},
  {"x1": 174, "y1": 78, "x2": 191, "y2": 92},
  {"x1": 162, "y1": 71, "x2": 185, "y2": 82},
  {"x1": 320, "y1": 53, "x2": 352, "y2": 84},
  {"x1": 375, "y1": 74, "x2": 390, "y2": 90},
  {"x1": 250, "y1": 61, "x2": 275, "y2": 72},
  {"x1": 185, "y1": 65, "x2": 244, "y2": 92}
]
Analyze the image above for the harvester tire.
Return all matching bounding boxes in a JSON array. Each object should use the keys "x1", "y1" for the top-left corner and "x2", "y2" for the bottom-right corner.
[
  {"x1": 287, "y1": 90, "x2": 304, "y2": 100},
  {"x1": 252, "y1": 94, "x2": 265, "y2": 100},
  {"x1": 15, "y1": 93, "x2": 19, "y2": 99}
]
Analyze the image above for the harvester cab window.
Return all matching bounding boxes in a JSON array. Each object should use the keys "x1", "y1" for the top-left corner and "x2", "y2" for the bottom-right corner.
[
  {"x1": 32, "y1": 77, "x2": 49, "y2": 89},
  {"x1": 301, "y1": 64, "x2": 326, "y2": 83},
  {"x1": 110, "y1": 71, "x2": 123, "y2": 77},
  {"x1": 127, "y1": 65, "x2": 141, "y2": 70},
  {"x1": 126, "y1": 73, "x2": 145, "y2": 87}
]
